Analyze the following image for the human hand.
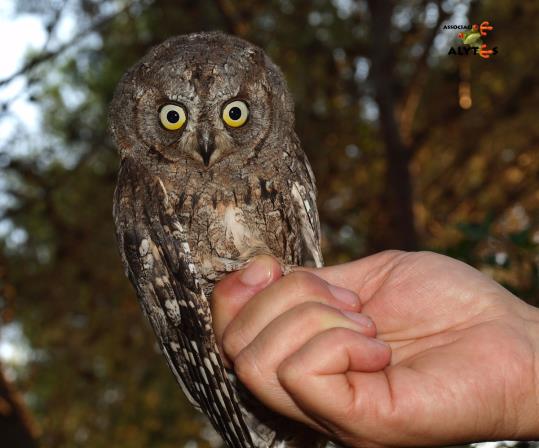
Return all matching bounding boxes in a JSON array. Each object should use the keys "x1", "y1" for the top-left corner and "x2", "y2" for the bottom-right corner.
[{"x1": 211, "y1": 251, "x2": 539, "y2": 447}]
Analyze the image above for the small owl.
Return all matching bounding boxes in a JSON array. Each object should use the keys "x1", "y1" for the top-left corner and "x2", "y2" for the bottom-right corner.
[{"x1": 110, "y1": 32, "x2": 324, "y2": 448}]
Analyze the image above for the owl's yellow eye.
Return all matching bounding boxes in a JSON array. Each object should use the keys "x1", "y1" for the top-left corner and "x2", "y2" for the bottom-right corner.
[
  {"x1": 159, "y1": 104, "x2": 187, "y2": 131},
  {"x1": 222, "y1": 100, "x2": 249, "y2": 128}
]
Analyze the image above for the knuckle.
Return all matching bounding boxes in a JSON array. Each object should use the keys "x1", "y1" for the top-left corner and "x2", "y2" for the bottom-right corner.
[
  {"x1": 326, "y1": 326, "x2": 355, "y2": 341},
  {"x1": 292, "y1": 301, "x2": 327, "y2": 327},
  {"x1": 285, "y1": 271, "x2": 324, "y2": 298},
  {"x1": 234, "y1": 350, "x2": 252, "y2": 382},
  {"x1": 234, "y1": 347, "x2": 263, "y2": 387},
  {"x1": 277, "y1": 356, "x2": 302, "y2": 389},
  {"x1": 286, "y1": 270, "x2": 314, "y2": 291},
  {"x1": 222, "y1": 324, "x2": 249, "y2": 360}
]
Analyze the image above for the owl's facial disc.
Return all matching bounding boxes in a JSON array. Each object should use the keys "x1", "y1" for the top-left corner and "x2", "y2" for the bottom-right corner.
[
  {"x1": 112, "y1": 33, "x2": 295, "y2": 170},
  {"x1": 135, "y1": 58, "x2": 271, "y2": 167}
]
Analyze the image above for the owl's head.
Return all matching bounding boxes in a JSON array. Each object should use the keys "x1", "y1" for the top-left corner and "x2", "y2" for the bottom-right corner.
[{"x1": 109, "y1": 32, "x2": 294, "y2": 169}]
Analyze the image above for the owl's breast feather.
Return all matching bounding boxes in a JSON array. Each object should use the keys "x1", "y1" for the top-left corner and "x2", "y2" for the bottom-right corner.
[
  {"x1": 222, "y1": 204, "x2": 265, "y2": 255},
  {"x1": 168, "y1": 170, "x2": 292, "y2": 286}
]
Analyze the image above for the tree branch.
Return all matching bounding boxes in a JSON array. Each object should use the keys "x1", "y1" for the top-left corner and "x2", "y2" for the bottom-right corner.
[
  {"x1": 0, "y1": 366, "x2": 39, "y2": 447},
  {"x1": 42, "y1": 0, "x2": 69, "y2": 51},
  {"x1": 0, "y1": 1, "x2": 136, "y2": 88}
]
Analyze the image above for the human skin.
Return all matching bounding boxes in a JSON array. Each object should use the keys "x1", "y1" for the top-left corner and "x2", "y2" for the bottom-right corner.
[{"x1": 211, "y1": 251, "x2": 539, "y2": 447}]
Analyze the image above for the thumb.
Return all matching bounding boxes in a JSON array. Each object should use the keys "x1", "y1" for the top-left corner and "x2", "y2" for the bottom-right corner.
[{"x1": 211, "y1": 255, "x2": 282, "y2": 365}]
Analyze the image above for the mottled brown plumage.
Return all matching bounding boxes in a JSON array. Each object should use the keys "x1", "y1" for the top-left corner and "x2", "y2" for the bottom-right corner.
[{"x1": 110, "y1": 32, "x2": 324, "y2": 447}]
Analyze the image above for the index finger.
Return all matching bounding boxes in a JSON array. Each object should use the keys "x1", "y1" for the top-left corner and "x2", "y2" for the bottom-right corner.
[{"x1": 299, "y1": 250, "x2": 409, "y2": 303}]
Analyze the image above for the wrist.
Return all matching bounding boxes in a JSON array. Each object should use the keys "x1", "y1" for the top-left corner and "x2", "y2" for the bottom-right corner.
[{"x1": 517, "y1": 303, "x2": 539, "y2": 439}]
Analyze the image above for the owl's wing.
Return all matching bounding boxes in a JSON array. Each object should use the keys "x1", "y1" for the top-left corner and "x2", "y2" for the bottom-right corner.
[
  {"x1": 113, "y1": 158, "x2": 256, "y2": 448},
  {"x1": 289, "y1": 142, "x2": 324, "y2": 268}
]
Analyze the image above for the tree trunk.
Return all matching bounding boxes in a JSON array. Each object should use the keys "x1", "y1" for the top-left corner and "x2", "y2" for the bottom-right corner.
[
  {"x1": 367, "y1": 0, "x2": 418, "y2": 251},
  {"x1": 0, "y1": 366, "x2": 38, "y2": 448}
]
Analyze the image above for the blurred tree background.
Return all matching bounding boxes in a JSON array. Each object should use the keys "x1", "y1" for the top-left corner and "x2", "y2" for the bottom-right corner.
[{"x1": 0, "y1": 0, "x2": 538, "y2": 446}]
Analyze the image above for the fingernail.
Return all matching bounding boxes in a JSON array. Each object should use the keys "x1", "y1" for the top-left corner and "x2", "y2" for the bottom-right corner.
[
  {"x1": 239, "y1": 257, "x2": 272, "y2": 287},
  {"x1": 341, "y1": 310, "x2": 373, "y2": 328},
  {"x1": 328, "y1": 284, "x2": 359, "y2": 307}
]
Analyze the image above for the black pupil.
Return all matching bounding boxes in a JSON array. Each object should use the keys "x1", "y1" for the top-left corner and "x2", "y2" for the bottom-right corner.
[
  {"x1": 229, "y1": 106, "x2": 242, "y2": 120},
  {"x1": 167, "y1": 110, "x2": 180, "y2": 123}
]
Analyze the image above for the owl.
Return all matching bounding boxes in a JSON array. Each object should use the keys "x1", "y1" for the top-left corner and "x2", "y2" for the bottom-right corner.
[{"x1": 110, "y1": 32, "x2": 325, "y2": 448}]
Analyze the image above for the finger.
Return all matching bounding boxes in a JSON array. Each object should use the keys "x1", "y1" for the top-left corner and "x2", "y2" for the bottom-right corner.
[
  {"x1": 212, "y1": 255, "x2": 282, "y2": 366},
  {"x1": 232, "y1": 305, "x2": 376, "y2": 432},
  {"x1": 299, "y1": 250, "x2": 410, "y2": 303},
  {"x1": 276, "y1": 328, "x2": 391, "y2": 431},
  {"x1": 221, "y1": 271, "x2": 361, "y2": 361}
]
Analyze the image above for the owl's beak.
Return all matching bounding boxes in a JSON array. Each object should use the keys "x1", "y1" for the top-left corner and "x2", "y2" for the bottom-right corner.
[{"x1": 197, "y1": 130, "x2": 215, "y2": 167}]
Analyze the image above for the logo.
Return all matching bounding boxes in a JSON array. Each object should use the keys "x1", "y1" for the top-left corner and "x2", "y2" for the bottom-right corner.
[{"x1": 447, "y1": 21, "x2": 498, "y2": 59}]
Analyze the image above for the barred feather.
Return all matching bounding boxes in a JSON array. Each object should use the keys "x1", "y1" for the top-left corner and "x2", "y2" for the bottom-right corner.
[{"x1": 111, "y1": 31, "x2": 328, "y2": 448}]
